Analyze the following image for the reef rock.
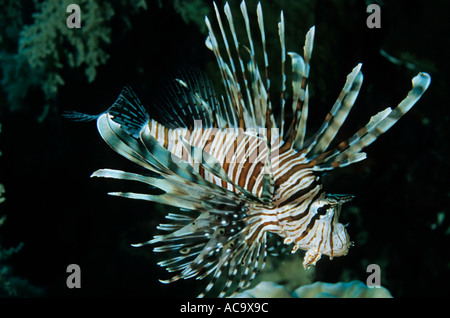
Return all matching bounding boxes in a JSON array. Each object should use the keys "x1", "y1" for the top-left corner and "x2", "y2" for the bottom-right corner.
[{"x1": 234, "y1": 280, "x2": 393, "y2": 298}]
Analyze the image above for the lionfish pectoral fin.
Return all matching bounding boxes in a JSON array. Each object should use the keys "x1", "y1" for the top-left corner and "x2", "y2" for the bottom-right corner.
[
  {"x1": 151, "y1": 208, "x2": 268, "y2": 297},
  {"x1": 101, "y1": 178, "x2": 236, "y2": 213},
  {"x1": 91, "y1": 143, "x2": 271, "y2": 297},
  {"x1": 97, "y1": 114, "x2": 218, "y2": 190},
  {"x1": 96, "y1": 113, "x2": 169, "y2": 174},
  {"x1": 95, "y1": 118, "x2": 246, "y2": 213}
]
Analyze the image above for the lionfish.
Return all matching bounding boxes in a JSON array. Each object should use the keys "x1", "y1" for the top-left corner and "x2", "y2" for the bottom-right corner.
[{"x1": 65, "y1": 1, "x2": 430, "y2": 297}]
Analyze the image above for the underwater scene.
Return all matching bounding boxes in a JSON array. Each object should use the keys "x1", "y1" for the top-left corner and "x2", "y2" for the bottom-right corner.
[{"x1": 0, "y1": 0, "x2": 449, "y2": 300}]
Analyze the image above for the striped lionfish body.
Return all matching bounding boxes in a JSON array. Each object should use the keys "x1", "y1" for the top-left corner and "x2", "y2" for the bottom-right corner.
[{"x1": 66, "y1": 1, "x2": 430, "y2": 297}]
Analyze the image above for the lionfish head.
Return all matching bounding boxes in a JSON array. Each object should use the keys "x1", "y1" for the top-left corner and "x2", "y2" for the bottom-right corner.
[{"x1": 297, "y1": 193, "x2": 354, "y2": 269}]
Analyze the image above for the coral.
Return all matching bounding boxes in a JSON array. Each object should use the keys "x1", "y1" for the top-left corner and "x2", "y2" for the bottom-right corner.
[
  {"x1": 293, "y1": 281, "x2": 392, "y2": 298},
  {"x1": 257, "y1": 253, "x2": 316, "y2": 292},
  {"x1": 19, "y1": 0, "x2": 114, "y2": 83},
  {"x1": 172, "y1": 0, "x2": 211, "y2": 34},
  {"x1": 232, "y1": 253, "x2": 316, "y2": 297},
  {"x1": 233, "y1": 281, "x2": 292, "y2": 298},
  {"x1": 232, "y1": 250, "x2": 391, "y2": 298},
  {"x1": 234, "y1": 280, "x2": 393, "y2": 298},
  {"x1": 0, "y1": 0, "x2": 147, "y2": 122}
]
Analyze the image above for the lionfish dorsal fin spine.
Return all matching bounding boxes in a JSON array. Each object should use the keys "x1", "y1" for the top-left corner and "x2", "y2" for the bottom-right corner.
[
  {"x1": 288, "y1": 51, "x2": 307, "y2": 148},
  {"x1": 240, "y1": 0, "x2": 265, "y2": 129},
  {"x1": 257, "y1": 2, "x2": 269, "y2": 90},
  {"x1": 223, "y1": 2, "x2": 249, "y2": 128},
  {"x1": 208, "y1": 5, "x2": 249, "y2": 129},
  {"x1": 311, "y1": 72, "x2": 430, "y2": 170},
  {"x1": 332, "y1": 72, "x2": 431, "y2": 162},
  {"x1": 321, "y1": 107, "x2": 392, "y2": 165},
  {"x1": 307, "y1": 63, "x2": 364, "y2": 156},
  {"x1": 278, "y1": 10, "x2": 287, "y2": 140},
  {"x1": 212, "y1": 2, "x2": 249, "y2": 128},
  {"x1": 284, "y1": 27, "x2": 315, "y2": 148},
  {"x1": 294, "y1": 85, "x2": 310, "y2": 150},
  {"x1": 212, "y1": 2, "x2": 237, "y2": 77}
]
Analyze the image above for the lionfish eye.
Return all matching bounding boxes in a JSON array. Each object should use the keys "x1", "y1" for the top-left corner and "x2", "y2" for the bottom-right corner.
[{"x1": 316, "y1": 207, "x2": 327, "y2": 216}]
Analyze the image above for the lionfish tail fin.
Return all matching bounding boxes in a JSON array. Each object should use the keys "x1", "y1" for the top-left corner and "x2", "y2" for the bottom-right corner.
[
  {"x1": 108, "y1": 86, "x2": 150, "y2": 138},
  {"x1": 62, "y1": 110, "x2": 101, "y2": 122},
  {"x1": 62, "y1": 85, "x2": 149, "y2": 139}
]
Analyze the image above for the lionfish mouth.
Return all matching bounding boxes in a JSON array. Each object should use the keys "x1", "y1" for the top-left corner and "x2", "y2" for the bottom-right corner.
[{"x1": 66, "y1": 0, "x2": 430, "y2": 297}]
